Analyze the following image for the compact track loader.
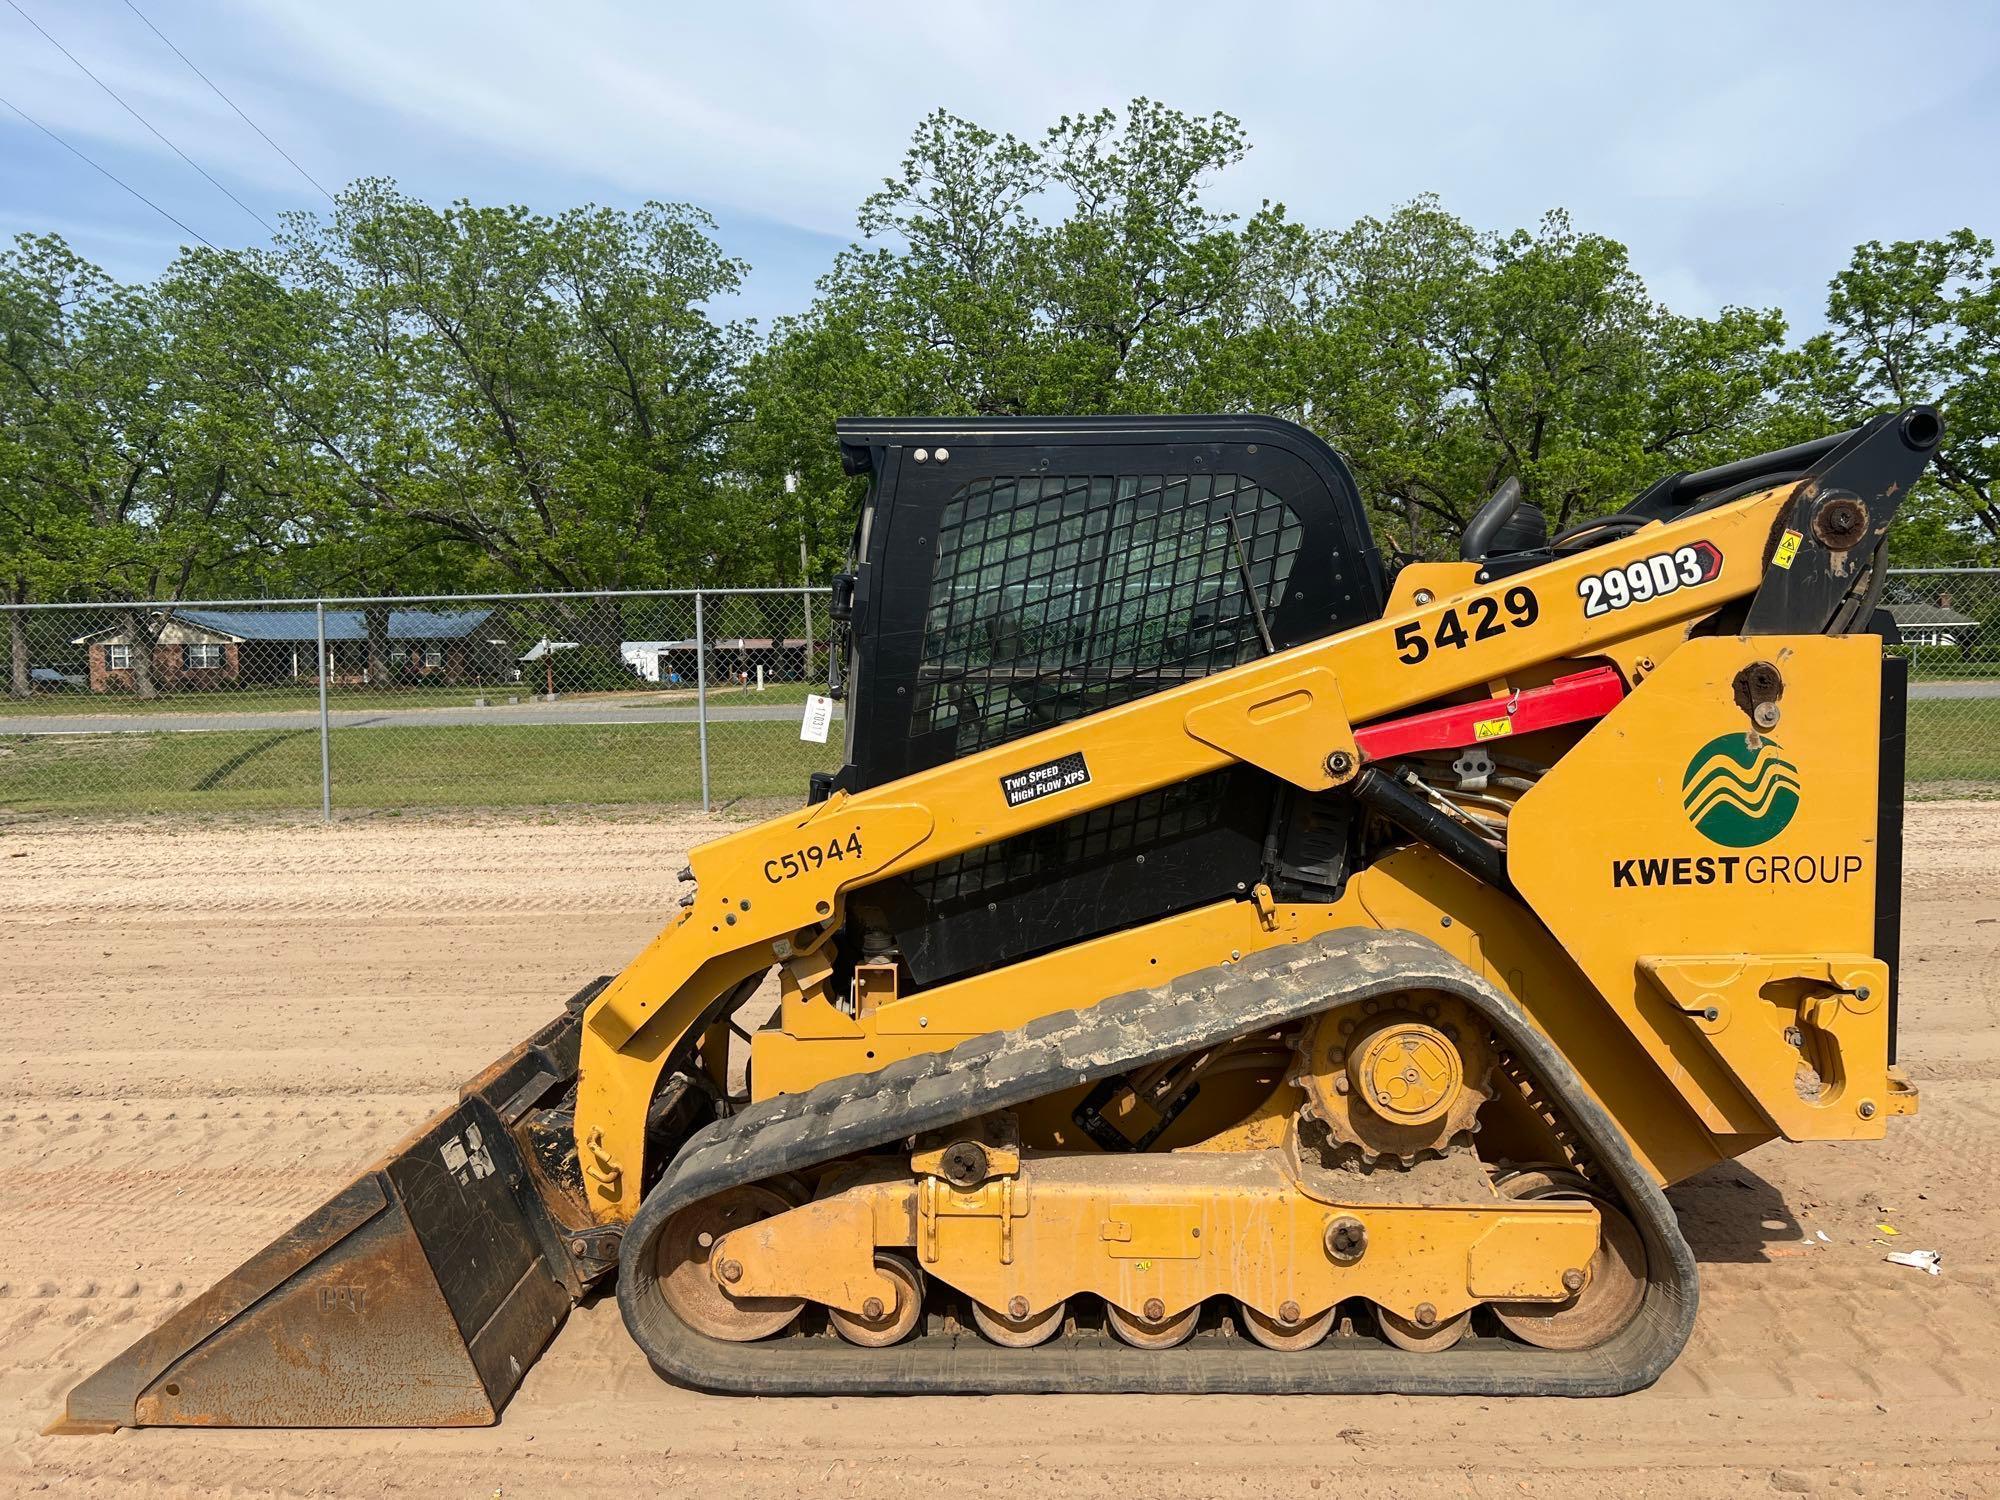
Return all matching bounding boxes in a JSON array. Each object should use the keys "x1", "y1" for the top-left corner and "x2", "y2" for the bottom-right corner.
[{"x1": 59, "y1": 406, "x2": 1941, "y2": 1427}]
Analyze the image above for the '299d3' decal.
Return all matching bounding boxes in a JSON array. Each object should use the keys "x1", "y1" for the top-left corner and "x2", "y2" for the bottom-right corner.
[{"x1": 1577, "y1": 540, "x2": 1722, "y2": 618}]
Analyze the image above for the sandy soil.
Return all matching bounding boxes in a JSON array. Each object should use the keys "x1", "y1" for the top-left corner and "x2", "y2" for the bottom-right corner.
[{"x1": 2, "y1": 808, "x2": 1997, "y2": 1498}]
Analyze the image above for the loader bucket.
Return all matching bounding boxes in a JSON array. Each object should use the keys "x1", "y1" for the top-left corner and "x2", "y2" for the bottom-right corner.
[{"x1": 52, "y1": 1002, "x2": 598, "y2": 1432}]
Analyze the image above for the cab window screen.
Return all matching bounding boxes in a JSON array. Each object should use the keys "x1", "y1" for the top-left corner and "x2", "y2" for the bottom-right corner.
[{"x1": 912, "y1": 473, "x2": 1301, "y2": 755}]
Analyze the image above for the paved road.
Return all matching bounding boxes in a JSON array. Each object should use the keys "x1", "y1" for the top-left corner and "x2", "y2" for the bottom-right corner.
[
  {"x1": 0, "y1": 699, "x2": 835, "y2": 734},
  {"x1": 0, "y1": 678, "x2": 1991, "y2": 736},
  {"x1": 1909, "y1": 679, "x2": 2000, "y2": 699}
]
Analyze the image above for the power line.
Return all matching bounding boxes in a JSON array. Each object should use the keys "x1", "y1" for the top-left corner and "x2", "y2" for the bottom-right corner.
[
  {"x1": 118, "y1": 0, "x2": 336, "y2": 207},
  {"x1": 5, "y1": 0, "x2": 274, "y2": 236},
  {"x1": 0, "y1": 89, "x2": 219, "y2": 251}
]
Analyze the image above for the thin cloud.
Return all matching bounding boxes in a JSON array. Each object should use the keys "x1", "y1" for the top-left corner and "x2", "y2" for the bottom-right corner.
[{"x1": 3, "y1": 0, "x2": 1996, "y2": 329}]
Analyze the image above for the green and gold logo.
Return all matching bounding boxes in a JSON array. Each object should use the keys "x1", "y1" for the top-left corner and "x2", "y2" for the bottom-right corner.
[{"x1": 1682, "y1": 733, "x2": 1800, "y2": 847}]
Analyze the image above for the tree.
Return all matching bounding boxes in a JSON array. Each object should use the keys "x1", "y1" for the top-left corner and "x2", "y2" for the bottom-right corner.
[
  {"x1": 751, "y1": 113, "x2": 1808, "y2": 565},
  {"x1": 1812, "y1": 230, "x2": 2000, "y2": 561},
  {"x1": 4, "y1": 111, "x2": 1991, "y2": 617},
  {"x1": 0, "y1": 235, "x2": 283, "y2": 696},
  {"x1": 1272, "y1": 199, "x2": 1799, "y2": 556},
  {"x1": 177, "y1": 182, "x2": 765, "y2": 668},
  {"x1": 0, "y1": 240, "x2": 75, "y2": 695},
  {"x1": 740, "y1": 101, "x2": 1313, "y2": 573}
]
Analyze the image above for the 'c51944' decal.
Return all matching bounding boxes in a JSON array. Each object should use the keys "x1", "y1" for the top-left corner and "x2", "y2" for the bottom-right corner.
[{"x1": 1577, "y1": 540, "x2": 1722, "y2": 619}]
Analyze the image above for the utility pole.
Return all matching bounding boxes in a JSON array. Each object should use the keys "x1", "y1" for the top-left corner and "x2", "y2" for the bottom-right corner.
[{"x1": 789, "y1": 473, "x2": 814, "y2": 682}]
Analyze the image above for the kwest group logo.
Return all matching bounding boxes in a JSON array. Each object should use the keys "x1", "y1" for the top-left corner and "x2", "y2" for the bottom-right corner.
[
  {"x1": 1611, "y1": 729, "x2": 1851, "y2": 888},
  {"x1": 1681, "y1": 732, "x2": 1801, "y2": 848}
]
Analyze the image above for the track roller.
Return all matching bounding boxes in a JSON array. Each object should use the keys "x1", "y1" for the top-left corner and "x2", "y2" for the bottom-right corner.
[
  {"x1": 971, "y1": 1298, "x2": 1066, "y2": 1348},
  {"x1": 828, "y1": 1255, "x2": 925, "y2": 1347},
  {"x1": 1106, "y1": 1300, "x2": 1200, "y2": 1349},
  {"x1": 1377, "y1": 1304, "x2": 1472, "y2": 1352},
  {"x1": 1240, "y1": 1301, "x2": 1336, "y2": 1351}
]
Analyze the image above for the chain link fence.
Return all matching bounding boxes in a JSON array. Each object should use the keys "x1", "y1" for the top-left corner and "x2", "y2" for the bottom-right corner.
[
  {"x1": 0, "y1": 587, "x2": 840, "y2": 819},
  {"x1": 2, "y1": 571, "x2": 1995, "y2": 821},
  {"x1": 1882, "y1": 568, "x2": 2000, "y2": 797}
]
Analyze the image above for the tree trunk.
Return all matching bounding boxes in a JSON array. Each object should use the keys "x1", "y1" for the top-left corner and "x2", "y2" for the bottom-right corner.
[
  {"x1": 364, "y1": 603, "x2": 393, "y2": 688},
  {"x1": 120, "y1": 606, "x2": 160, "y2": 700},
  {"x1": 7, "y1": 578, "x2": 29, "y2": 700}
]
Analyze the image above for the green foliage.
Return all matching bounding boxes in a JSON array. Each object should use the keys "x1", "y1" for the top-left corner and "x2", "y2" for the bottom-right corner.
[
  {"x1": 753, "y1": 116, "x2": 1803, "y2": 559},
  {"x1": 1805, "y1": 229, "x2": 2000, "y2": 562},
  {"x1": 1896, "y1": 642, "x2": 1997, "y2": 671},
  {"x1": 5, "y1": 97, "x2": 2000, "y2": 602},
  {"x1": 1272, "y1": 200, "x2": 1797, "y2": 553},
  {"x1": 258, "y1": 182, "x2": 761, "y2": 591}
]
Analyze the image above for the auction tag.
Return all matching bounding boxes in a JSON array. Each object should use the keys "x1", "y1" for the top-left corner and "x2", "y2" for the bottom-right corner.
[{"x1": 800, "y1": 693, "x2": 834, "y2": 744}]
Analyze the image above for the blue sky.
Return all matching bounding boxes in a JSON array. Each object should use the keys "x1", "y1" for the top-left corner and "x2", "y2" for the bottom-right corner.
[{"x1": 4, "y1": 0, "x2": 1998, "y2": 334}]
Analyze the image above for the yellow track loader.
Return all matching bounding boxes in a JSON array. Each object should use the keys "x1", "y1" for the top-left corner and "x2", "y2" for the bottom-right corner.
[{"x1": 58, "y1": 406, "x2": 1940, "y2": 1426}]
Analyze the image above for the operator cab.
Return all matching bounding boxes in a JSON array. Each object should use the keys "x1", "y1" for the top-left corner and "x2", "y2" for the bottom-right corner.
[{"x1": 825, "y1": 416, "x2": 1386, "y2": 988}]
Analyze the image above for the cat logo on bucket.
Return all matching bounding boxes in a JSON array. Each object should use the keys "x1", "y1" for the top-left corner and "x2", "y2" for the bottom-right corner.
[{"x1": 1681, "y1": 732, "x2": 1801, "y2": 848}]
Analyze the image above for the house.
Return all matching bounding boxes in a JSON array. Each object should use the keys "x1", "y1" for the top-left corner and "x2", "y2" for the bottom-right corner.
[
  {"x1": 621, "y1": 639, "x2": 694, "y2": 683},
  {"x1": 623, "y1": 637, "x2": 813, "y2": 684},
  {"x1": 72, "y1": 607, "x2": 502, "y2": 693},
  {"x1": 1884, "y1": 601, "x2": 1981, "y2": 648}
]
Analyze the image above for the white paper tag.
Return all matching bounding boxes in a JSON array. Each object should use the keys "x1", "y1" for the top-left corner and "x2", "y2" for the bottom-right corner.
[{"x1": 800, "y1": 693, "x2": 834, "y2": 744}]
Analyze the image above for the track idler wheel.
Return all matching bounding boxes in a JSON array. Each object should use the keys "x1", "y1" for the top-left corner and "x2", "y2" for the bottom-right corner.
[
  {"x1": 1377, "y1": 1304, "x2": 1472, "y2": 1352},
  {"x1": 971, "y1": 1298, "x2": 1067, "y2": 1348},
  {"x1": 1106, "y1": 1299, "x2": 1199, "y2": 1349},
  {"x1": 656, "y1": 1185, "x2": 804, "y2": 1341},
  {"x1": 829, "y1": 1255, "x2": 925, "y2": 1347},
  {"x1": 1491, "y1": 1168, "x2": 1646, "y2": 1351},
  {"x1": 1240, "y1": 1300, "x2": 1336, "y2": 1351}
]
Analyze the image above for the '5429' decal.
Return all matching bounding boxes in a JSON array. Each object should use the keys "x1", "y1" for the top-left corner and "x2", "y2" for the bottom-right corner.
[
  {"x1": 1577, "y1": 540, "x2": 1722, "y2": 618},
  {"x1": 1394, "y1": 585, "x2": 1540, "y2": 664}
]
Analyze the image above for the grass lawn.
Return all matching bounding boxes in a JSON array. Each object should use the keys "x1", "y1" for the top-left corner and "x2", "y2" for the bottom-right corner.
[
  {"x1": 2, "y1": 697, "x2": 1990, "y2": 819},
  {"x1": 689, "y1": 679, "x2": 821, "y2": 705},
  {"x1": 0, "y1": 720, "x2": 842, "y2": 816},
  {"x1": 1905, "y1": 697, "x2": 2000, "y2": 796},
  {"x1": 0, "y1": 684, "x2": 518, "y2": 716},
  {"x1": 0, "y1": 678, "x2": 826, "y2": 717}
]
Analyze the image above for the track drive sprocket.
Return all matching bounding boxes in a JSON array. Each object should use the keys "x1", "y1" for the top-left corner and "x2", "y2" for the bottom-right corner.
[{"x1": 1294, "y1": 994, "x2": 1493, "y2": 1165}]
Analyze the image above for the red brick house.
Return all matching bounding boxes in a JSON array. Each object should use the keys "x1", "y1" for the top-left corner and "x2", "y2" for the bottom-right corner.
[{"x1": 74, "y1": 607, "x2": 502, "y2": 694}]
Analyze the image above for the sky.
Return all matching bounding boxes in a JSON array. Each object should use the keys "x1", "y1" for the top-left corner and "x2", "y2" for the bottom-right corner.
[{"x1": 3, "y1": 0, "x2": 1999, "y2": 335}]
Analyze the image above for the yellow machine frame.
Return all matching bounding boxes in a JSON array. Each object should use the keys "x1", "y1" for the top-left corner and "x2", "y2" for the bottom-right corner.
[{"x1": 573, "y1": 473, "x2": 1907, "y2": 1221}]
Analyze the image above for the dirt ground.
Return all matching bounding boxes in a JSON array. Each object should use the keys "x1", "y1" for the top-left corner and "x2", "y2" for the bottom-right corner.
[{"x1": 2, "y1": 808, "x2": 1997, "y2": 1498}]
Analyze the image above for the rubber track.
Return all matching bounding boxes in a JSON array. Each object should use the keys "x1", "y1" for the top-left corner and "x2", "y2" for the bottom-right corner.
[{"x1": 617, "y1": 928, "x2": 1698, "y2": 1395}]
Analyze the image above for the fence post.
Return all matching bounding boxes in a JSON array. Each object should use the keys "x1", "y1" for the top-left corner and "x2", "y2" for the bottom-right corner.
[
  {"x1": 694, "y1": 590, "x2": 711, "y2": 813},
  {"x1": 801, "y1": 534, "x2": 814, "y2": 685},
  {"x1": 314, "y1": 601, "x2": 332, "y2": 822}
]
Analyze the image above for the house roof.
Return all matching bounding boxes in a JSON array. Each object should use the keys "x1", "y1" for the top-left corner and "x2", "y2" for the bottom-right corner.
[
  {"x1": 1885, "y1": 603, "x2": 1979, "y2": 628},
  {"x1": 75, "y1": 607, "x2": 496, "y2": 646}
]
